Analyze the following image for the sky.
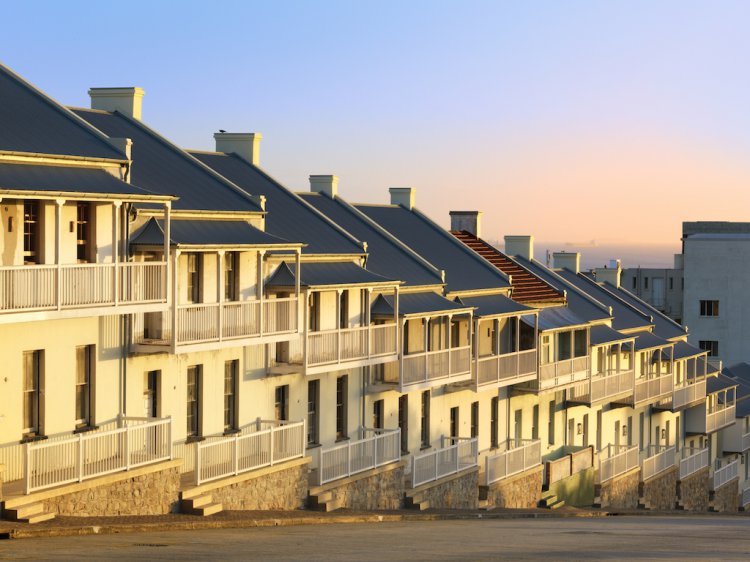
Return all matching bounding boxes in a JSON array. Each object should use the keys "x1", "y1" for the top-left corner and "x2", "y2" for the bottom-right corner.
[{"x1": 4, "y1": 1, "x2": 750, "y2": 264}]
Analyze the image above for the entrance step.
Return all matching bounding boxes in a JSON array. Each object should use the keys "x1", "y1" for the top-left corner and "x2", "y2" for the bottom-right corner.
[
  {"x1": 4, "y1": 502, "x2": 56, "y2": 524},
  {"x1": 180, "y1": 494, "x2": 223, "y2": 516}
]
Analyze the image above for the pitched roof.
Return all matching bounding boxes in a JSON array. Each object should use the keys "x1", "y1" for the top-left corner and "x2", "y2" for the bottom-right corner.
[
  {"x1": 70, "y1": 109, "x2": 263, "y2": 213},
  {"x1": 590, "y1": 325, "x2": 634, "y2": 346},
  {"x1": 298, "y1": 192, "x2": 443, "y2": 287},
  {"x1": 451, "y1": 231, "x2": 564, "y2": 305},
  {"x1": 0, "y1": 64, "x2": 125, "y2": 161},
  {"x1": 0, "y1": 162, "x2": 167, "y2": 200},
  {"x1": 626, "y1": 330, "x2": 673, "y2": 352},
  {"x1": 355, "y1": 204, "x2": 509, "y2": 293},
  {"x1": 456, "y1": 293, "x2": 536, "y2": 318},
  {"x1": 707, "y1": 374, "x2": 738, "y2": 394},
  {"x1": 371, "y1": 292, "x2": 473, "y2": 317},
  {"x1": 530, "y1": 306, "x2": 591, "y2": 331},
  {"x1": 605, "y1": 282, "x2": 687, "y2": 340},
  {"x1": 266, "y1": 261, "x2": 398, "y2": 288},
  {"x1": 189, "y1": 151, "x2": 364, "y2": 256},
  {"x1": 131, "y1": 217, "x2": 296, "y2": 248}
]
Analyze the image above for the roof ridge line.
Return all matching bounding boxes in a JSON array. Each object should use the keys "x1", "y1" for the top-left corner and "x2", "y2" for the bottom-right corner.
[
  {"x1": 530, "y1": 258, "x2": 612, "y2": 317},
  {"x1": 576, "y1": 273, "x2": 654, "y2": 325},
  {"x1": 617, "y1": 285, "x2": 687, "y2": 333}
]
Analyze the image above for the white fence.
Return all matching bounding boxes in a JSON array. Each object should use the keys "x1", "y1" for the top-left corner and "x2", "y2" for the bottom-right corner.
[
  {"x1": 597, "y1": 444, "x2": 639, "y2": 484},
  {"x1": 672, "y1": 379, "x2": 706, "y2": 410},
  {"x1": 569, "y1": 369, "x2": 633, "y2": 404},
  {"x1": 316, "y1": 428, "x2": 401, "y2": 486},
  {"x1": 742, "y1": 485, "x2": 750, "y2": 508},
  {"x1": 411, "y1": 437, "x2": 478, "y2": 488},
  {"x1": 306, "y1": 323, "x2": 397, "y2": 368},
  {"x1": 484, "y1": 439, "x2": 541, "y2": 486},
  {"x1": 195, "y1": 420, "x2": 305, "y2": 485},
  {"x1": 476, "y1": 349, "x2": 537, "y2": 389},
  {"x1": 24, "y1": 417, "x2": 172, "y2": 494},
  {"x1": 401, "y1": 346, "x2": 472, "y2": 388},
  {"x1": 712, "y1": 458, "x2": 739, "y2": 491},
  {"x1": 634, "y1": 373, "x2": 673, "y2": 405},
  {"x1": 538, "y1": 355, "x2": 590, "y2": 391},
  {"x1": 679, "y1": 447, "x2": 709, "y2": 480},
  {"x1": 640, "y1": 445, "x2": 676, "y2": 481},
  {"x1": 706, "y1": 405, "x2": 736, "y2": 434}
]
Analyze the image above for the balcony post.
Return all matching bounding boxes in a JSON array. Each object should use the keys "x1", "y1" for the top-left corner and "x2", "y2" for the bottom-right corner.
[
  {"x1": 335, "y1": 288, "x2": 342, "y2": 364},
  {"x1": 424, "y1": 317, "x2": 429, "y2": 380},
  {"x1": 257, "y1": 251, "x2": 265, "y2": 336},
  {"x1": 217, "y1": 250, "x2": 225, "y2": 342},
  {"x1": 366, "y1": 288, "x2": 372, "y2": 358},
  {"x1": 393, "y1": 286, "x2": 400, "y2": 354},
  {"x1": 163, "y1": 202, "x2": 171, "y2": 304},
  {"x1": 294, "y1": 249, "x2": 301, "y2": 331},
  {"x1": 55, "y1": 199, "x2": 64, "y2": 310},
  {"x1": 171, "y1": 249, "x2": 180, "y2": 351},
  {"x1": 447, "y1": 314, "x2": 454, "y2": 376},
  {"x1": 112, "y1": 201, "x2": 121, "y2": 305},
  {"x1": 303, "y1": 289, "x2": 310, "y2": 370}
]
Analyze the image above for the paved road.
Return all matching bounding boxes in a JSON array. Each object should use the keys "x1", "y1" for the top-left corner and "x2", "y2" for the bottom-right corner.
[{"x1": 2, "y1": 515, "x2": 750, "y2": 561}]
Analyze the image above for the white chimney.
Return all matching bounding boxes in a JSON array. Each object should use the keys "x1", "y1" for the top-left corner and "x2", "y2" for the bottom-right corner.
[
  {"x1": 389, "y1": 187, "x2": 415, "y2": 210},
  {"x1": 450, "y1": 211, "x2": 482, "y2": 238},
  {"x1": 310, "y1": 175, "x2": 339, "y2": 198},
  {"x1": 595, "y1": 260, "x2": 622, "y2": 288},
  {"x1": 214, "y1": 132, "x2": 262, "y2": 166},
  {"x1": 553, "y1": 252, "x2": 580, "y2": 273},
  {"x1": 89, "y1": 87, "x2": 145, "y2": 120},
  {"x1": 504, "y1": 235, "x2": 534, "y2": 261}
]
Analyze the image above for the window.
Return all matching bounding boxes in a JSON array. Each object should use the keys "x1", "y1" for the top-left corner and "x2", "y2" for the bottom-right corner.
[
  {"x1": 23, "y1": 350, "x2": 42, "y2": 435},
  {"x1": 573, "y1": 329, "x2": 587, "y2": 358},
  {"x1": 224, "y1": 360, "x2": 238, "y2": 431},
  {"x1": 420, "y1": 391, "x2": 430, "y2": 448},
  {"x1": 699, "y1": 340, "x2": 719, "y2": 357},
  {"x1": 490, "y1": 397, "x2": 499, "y2": 449},
  {"x1": 336, "y1": 375, "x2": 348, "y2": 440},
  {"x1": 307, "y1": 380, "x2": 319, "y2": 445},
  {"x1": 399, "y1": 395, "x2": 409, "y2": 454},
  {"x1": 23, "y1": 201, "x2": 40, "y2": 264},
  {"x1": 373, "y1": 399, "x2": 384, "y2": 430},
  {"x1": 627, "y1": 416, "x2": 633, "y2": 447},
  {"x1": 639, "y1": 412, "x2": 645, "y2": 451},
  {"x1": 144, "y1": 370, "x2": 159, "y2": 418},
  {"x1": 699, "y1": 300, "x2": 719, "y2": 317},
  {"x1": 540, "y1": 335, "x2": 552, "y2": 365},
  {"x1": 339, "y1": 290, "x2": 349, "y2": 329},
  {"x1": 471, "y1": 402, "x2": 479, "y2": 439},
  {"x1": 532, "y1": 404, "x2": 539, "y2": 440},
  {"x1": 275, "y1": 384, "x2": 289, "y2": 422},
  {"x1": 186, "y1": 365, "x2": 201, "y2": 438},
  {"x1": 632, "y1": 276, "x2": 637, "y2": 290},
  {"x1": 450, "y1": 407, "x2": 459, "y2": 438},
  {"x1": 596, "y1": 410, "x2": 603, "y2": 450},
  {"x1": 224, "y1": 252, "x2": 238, "y2": 301},
  {"x1": 669, "y1": 277, "x2": 674, "y2": 290},
  {"x1": 557, "y1": 332, "x2": 571, "y2": 361},
  {"x1": 644, "y1": 277, "x2": 649, "y2": 289},
  {"x1": 309, "y1": 292, "x2": 320, "y2": 331},
  {"x1": 75, "y1": 345, "x2": 94, "y2": 427},
  {"x1": 548, "y1": 400, "x2": 555, "y2": 445},
  {"x1": 76, "y1": 202, "x2": 93, "y2": 263},
  {"x1": 186, "y1": 253, "x2": 202, "y2": 303}
]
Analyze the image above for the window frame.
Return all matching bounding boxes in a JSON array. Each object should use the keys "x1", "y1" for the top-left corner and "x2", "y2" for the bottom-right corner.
[
  {"x1": 224, "y1": 359, "x2": 239, "y2": 432},
  {"x1": 307, "y1": 380, "x2": 319, "y2": 445},
  {"x1": 23, "y1": 350, "x2": 43, "y2": 436},
  {"x1": 335, "y1": 375, "x2": 348, "y2": 440},
  {"x1": 75, "y1": 345, "x2": 94, "y2": 428},
  {"x1": 186, "y1": 365, "x2": 202, "y2": 438}
]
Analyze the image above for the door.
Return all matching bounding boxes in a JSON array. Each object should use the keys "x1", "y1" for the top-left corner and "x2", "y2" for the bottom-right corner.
[
  {"x1": 144, "y1": 371, "x2": 158, "y2": 418},
  {"x1": 514, "y1": 409, "x2": 523, "y2": 444},
  {"x1": 652, "y1": 277, "x2": 665, "y2": 308},
  {"x1": 614, "y1": 420, "x2": 621, "y2": 449},
  {"x1": 398, "y1": 395, "x2": 408, "y2": 454},
  {"x1": 582, "y1": 414, "x2": 589, "y2": 447}
]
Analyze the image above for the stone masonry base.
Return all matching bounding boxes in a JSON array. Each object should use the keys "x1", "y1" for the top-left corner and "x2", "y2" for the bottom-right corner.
[
  {"x1": 711, "y1": 478, "x2": 739, "y2": 513},
  {"x1": 640, "y1": 467, "x2": 678, "y2": 510},
  {"x1": 480, "y1": 466, "x2": 542, "y2": 509},
  {"x1": 596, "y1": 467, "x2": 640, "y2": 509},
  {"x1": 407, "y1": 467, "x2": 479, "y2": 510},
  {"x1": 677, "y1": 467, "x2": 710, "y2": 511},
  {"x1": 310, "y1": 461, "x2": 405, "y2": 510}
]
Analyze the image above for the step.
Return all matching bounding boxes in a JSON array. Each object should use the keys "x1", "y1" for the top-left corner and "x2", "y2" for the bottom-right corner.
[
  {"x1": 182, "y1": 494, "x2": 214, "y2": 510},
  {"x1": 320, "y1": 497, "x2": 344, "y2": 512},
  {"x1": 189, "y1": 502, "x2": 223, "y2": 517},
  {"x1": 19, "y1": 511, "x2": 56, "y2": 525},
  {"x1": 5, "y1": 502, "x2": 48, "y2": 521},
  {"x1": 548, "y1": 500, "x2": 565, "y2": 510}
]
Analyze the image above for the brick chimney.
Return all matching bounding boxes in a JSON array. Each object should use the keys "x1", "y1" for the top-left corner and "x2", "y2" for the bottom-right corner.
[
  {"x1": 389, "y1": 187, "x2": 415, "y2": 210},
  {"x1": 89, "y1": 87, "x2": 145, "y2": 120},
  {"x1": 310, "y1": 175, "x2": 339, "y2": 198},
  {"x1": 504, "y1": 235, "x2": 534, "y2": 261},
  {"x1": 450, "y1": 211, "x2": 482, "y2": 238},
  {"x1": 553, "y1": 252, "x2": 580, "y2": 273}
]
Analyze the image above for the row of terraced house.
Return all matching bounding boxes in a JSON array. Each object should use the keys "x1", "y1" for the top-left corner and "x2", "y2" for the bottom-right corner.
[{"x1": 0, "y1": 63, "x2": 749, "y2": 523}]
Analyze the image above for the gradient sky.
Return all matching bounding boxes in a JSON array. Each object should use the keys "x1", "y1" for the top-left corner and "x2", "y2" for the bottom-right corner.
[{"x1": 4, "y1": 0, "x2": 750, "y2": 253}]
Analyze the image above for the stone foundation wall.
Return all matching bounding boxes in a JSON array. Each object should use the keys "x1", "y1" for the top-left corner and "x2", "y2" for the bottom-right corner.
[
  {"x1": 640, "y1": 467, "x2": 678, "y2": 510},
  {"x1": 677, "y1": 468, "x2": 710, "y2": 511},
  {"x1": 43, "y1": 464, "x2": 180, "y2": 516},
  {"x1": 411, "y1": 468, "x2": 479, "y2": 509},
  {"x1": 210, "y1": 461, "x2": 309, "y2": 510},
  {"x1": 323, "y1": 463, "x2": 404, "y2": 510},
  {"x1": 597, "y1": 468, "x2": 640, "y2": 509},
  {"x1": 482, "y1": 466, "x2": 542, "y2": 509},
  {"x1": 711, "y1": 478, "x2": 739, "y2": 513}
]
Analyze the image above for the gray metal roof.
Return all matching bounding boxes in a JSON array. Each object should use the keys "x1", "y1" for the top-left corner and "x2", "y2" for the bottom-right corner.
[
  {"x1": 0, "y1": 162, "x2": 162, "y2": 200},
  {"x1": 267, "y1": 261, "x2": 398, "y2": 288},
  {"x1": 456, "y1": 294, "x2": 535, "y2": 318},
  {"x1": 190, "y1": 152, "x2": 364, "y2": 256},
  {"x1": 625, "y1": 330, "x2": 673, "y2": 351},
  {"x1": 0, "y1": 64, "x2": 125, "y2": 161},
  {"x1": 371, "y1": 292, "x2": 473, "y2": 317},
  {"x1": 131, "y1": 217, "x2": 295, "y2": 247},
  {"x1": 529, "y1": 306, "x2": 590, "y2": 332},
  {"x1": 590, "y1": 325, "x2": 634, "y2": 346},
  {"x1": 707, "y1": 374, "x2": 738, "y2": 394},
  {"x1": 356, "y1": 204, "x2": 510, "y2": 293},
  {"x1": 71, "y1": 109, "x2": 263, "y2": 213},
  {"x1": 670, "y1": 341, "x2": 706, "y2": 361},
  {"x1": 298, "y1": 192, "x2": 443, "y2": 287},
  {"x1": 607, "y1": 282, "x2": 686, "y2": 340}
]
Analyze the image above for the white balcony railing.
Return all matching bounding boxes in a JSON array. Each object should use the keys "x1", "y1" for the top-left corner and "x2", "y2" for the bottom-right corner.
[
  {"x1": 401, "y1": 345, "x2": 472, "y2": 388},
  {"x1": 679, "y1": 447, "x2": 709, "y2": 480},
  {"x1": 0, "y1": 262, "x2": 167, "y2": 314},
  {"x1": 742, "y1": 485, "x2": 750, "y2": 508},
  {"x1": 24, "y1": 416, "x2": 172, "y2": 494},
  {"x1": 597, "y1": 444, "x2": 639, "y2": 484},
  {"x1": 634, "y1": 372, "x2": 673, "y2": 405},
  {"x1": 194, "y1": 420, "x2": 305, "y2": 485},
  {"x1": 569, "y1": 368, "x2": 633, "y2": 404},
  {"x1": 743, "y1": 431, "x2": 750, "y2": 452},
  {"x1": 411, "y1": 436, "x2": 478, "y2": 488},
  {"x1": 484, "y1": 439, "x2": 541, "y2": 486},
  {"x1": 713, "y1": 458, "x2": 739, "y2": 490},
  {"x1": 706, "y1": 405, "x2": 736, "y2": 434},
  {"x1": 640, "y1": 445, "x2": 676, "y2": 481},
  {"x1": 476, "y1": 349, "x2": 537, "y2": 389},
  {"x1": 306, "y1": 323, "x2": 397, "y2": 368},
  {"x1": 316, "y1": 428, "x2": 401, "y2": 486},
  {"x1": 672, "y1": 379, "x2": 707, "y2": 410},
  {"x1": 537, "y1": 355, "x2": 590, "y2": 391}
]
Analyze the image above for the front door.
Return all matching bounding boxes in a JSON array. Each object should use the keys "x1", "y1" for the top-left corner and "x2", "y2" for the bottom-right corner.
[{"x1": 144, "y1": 370, "x2": 158, "y2": 418}]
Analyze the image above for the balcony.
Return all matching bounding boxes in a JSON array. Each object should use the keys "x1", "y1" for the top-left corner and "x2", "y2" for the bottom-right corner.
[
  {"x1": 410, "y1": 436, "x2": 478, "y2": 488},
  {"x1": 640, "y1": 445, "x2": 677, "y2": 481},
  {"x1": 679, "y1": 447, "x2": 709, "y2": 480},
  {"x1": 305, "y1": 323, "x2": 398, "y2": 374},
  {"x1": 612, "y1": 371, "x2": 673, "y2": 407},
  {"x1": 483, "y1": 439, "x2": 541, "y2": 486},
  {"x1": 475, "y1": 349, "x2": 537, "y2": 391},
  {"x1": 399, "y1": 345, "x2": 472, "y2": 391},
  {"x1": 596, "y1": 444, "x2": 639, "y2": 484},
  {"x1": 0, "y1": 262, "x2": 167, "y2": 321},
  {"x1": 314, "y1": 428, "x2": 401, "y2": 486},
  {"x1": 134, "y1": 297, "x2": 298, "y2": 351},
  {"x1": 685, "y1": 386, "x2": 737, "y2": 435},
  {"x1": 721, "y1": 425, "x2": 750, "y2": 454},
  {"x1": 713, "y1": 458, "x2": 739, "y2": 490},
  {"x1": 518, "y1": 355, "x2": 590, "y2": 394},
  {"x1": 568, "y1": 367, "x2": 634, "y2": 405},
  {"x1": 671, "y1": 379, "x2": 707, "y2": 410}
]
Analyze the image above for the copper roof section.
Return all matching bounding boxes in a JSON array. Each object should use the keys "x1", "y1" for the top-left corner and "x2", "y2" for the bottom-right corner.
[{"x1": 451, "y1": 230, "x2": 565, "y2": 305}]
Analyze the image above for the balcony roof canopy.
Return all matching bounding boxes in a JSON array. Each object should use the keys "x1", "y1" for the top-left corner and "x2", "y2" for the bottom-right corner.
[
  {"x1": 666, "y1": 340, "x2": 707, "y2": 361},
  {"x1": 456, "y1": 293, "x2": 536, "y2": 318},
  {"x1": 589, "y1": 324, "x2": 634, "y2": 346},
  {"x1": 707, "y1": 373, "x2": 738, "y2": 395},
  {"x1": 131, "y1": 217, "x2": 300, "y2": 250},
  {"x1": 267, "y1": 261, "x2": 399, "y2": 290},
  {"x1": 623, "y1": 330, "x2": 674, "y2": 352},
  {"x1": 372, "y1": 291, "x2": 473, "y2": 318},
  {"x1": 527, "y1": 306, "x2": 589, "y2": 332}
]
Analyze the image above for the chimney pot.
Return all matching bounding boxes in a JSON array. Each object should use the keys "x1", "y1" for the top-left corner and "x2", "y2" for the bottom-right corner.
[
  {"x1": 504, "y1": 235, "x2": 534, "y2": 261},
  {"x1": 214, "y1": 132, "x2": 262, "y2": 166},
  {"x1": 553, "y1": 252, "x2": 580, "y2": 273},
  {"x1": 389, "y1": 187, "x2": 415, "y2": 210},
  {"x1": 309, "y1": 175, "x2": 339, "y2": 198},
  {"x1": 89, "y1": 87, "x2": 145, "y2": 120},
  {"x1": 450, "y1": 211, "x2": 482, "y2": 238}
]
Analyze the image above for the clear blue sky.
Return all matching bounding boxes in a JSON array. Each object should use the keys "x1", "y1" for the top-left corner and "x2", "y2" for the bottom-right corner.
[{"x1": 5, "y1": 0, "x2": 750, "y2": 252}]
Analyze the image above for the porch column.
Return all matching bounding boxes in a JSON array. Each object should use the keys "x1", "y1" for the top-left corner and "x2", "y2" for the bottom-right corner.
[
  {"x1": 393, "y1": 285, "x2": 400, "y2": 354},
  {"x1": 336, "y1": 288, "x2": 342, "y2": 364},
  {"x1": 217, "y1": 250, "x2": 225, "y2": 341},
  {"x1": 303, "y1": 289, "x2": 310, "y2": 369},
  {"x1": 294, "y1": 249, "x2": 301, "y2": 332},
  {"x1": 365, "y1": 288, "x2": 372, "y2": 358},
  {"x1": 163, "y1": 202, "x2": 171, "y2": 304},
  {"x1": 171, "y1": 249, "x2": 181, "y2": 353},
  {"x1": 55, "y1": 199, "x2": 64, "y2": 310},
  {"x1": 257, "y1": 250, "x2": 265, "y2": 336},
  {"x1": 447, "y1": 314, "x2": 453, "y2": 376},
  {"x1": 112, "y1": 201, "x2": 121, "y2": 305},
  {"x1": 424, "y1": 317, "x2": 430, "y2": 378}
]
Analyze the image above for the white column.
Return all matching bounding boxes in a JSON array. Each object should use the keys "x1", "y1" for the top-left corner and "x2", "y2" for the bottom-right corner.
[
  {"x1": 113, "y1": 201, "x2": 121, "y2": 305},
  {"x1": 294, "y1": 250, "x2": 302, "y2": 334},
  {"x1": 218, "y1": 250, "x2": 225, "y2": 341},
  {"x1": 55, "y1": 199, "x2": 64, "y2": 310},
  {"x1": 171, "y1": 249, "x2": 181, "y2": 352},
  {"x1": 163, "y1": 202, "x2": 171, "y2": 304},
  {"x1": 257, "y1": 251, "x2": 265, "y2": 335}
]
